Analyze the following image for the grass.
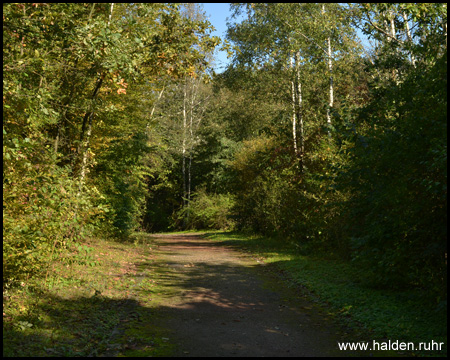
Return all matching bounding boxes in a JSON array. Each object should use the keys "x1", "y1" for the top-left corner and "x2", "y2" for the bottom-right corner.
[
  {"x1": 3, "y1": 230, "x2": 446, "y2": 357},
  {"x1": 205, "y1": 231, "x2": 447, "y2": 357},
  {"x1": 3, "y1": 233, "x2": 174, "y2": 357}
]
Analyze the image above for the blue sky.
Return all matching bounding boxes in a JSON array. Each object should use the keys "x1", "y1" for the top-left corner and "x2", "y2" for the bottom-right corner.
[
  {"x1": 200, "y1": 3, "x2": 371, "y2": 74},
  {"x1": 201, "y1": 3, "x2": 236, "y2": 73}
]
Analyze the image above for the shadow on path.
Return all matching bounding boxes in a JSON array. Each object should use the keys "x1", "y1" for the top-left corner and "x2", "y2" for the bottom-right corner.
[
  {"x1": 148, "y1": 233, "x2": 360, "y2": 357},
  {"x1": 4, "y1": 233, "x2": 365, "y2": 357}
]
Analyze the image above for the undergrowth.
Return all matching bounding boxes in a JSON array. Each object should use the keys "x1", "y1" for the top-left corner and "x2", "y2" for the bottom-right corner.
[
  {"x1": 2, "y1": 233, "x2": 172, "y2": 357},
  {"x1": 206, "y1": 231, "x2": 447, "y2": 357}
]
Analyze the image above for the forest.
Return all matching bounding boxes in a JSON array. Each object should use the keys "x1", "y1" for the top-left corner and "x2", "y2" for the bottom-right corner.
[{"x1": 3, "y1": 3, "x2": 447, "y2": 356}]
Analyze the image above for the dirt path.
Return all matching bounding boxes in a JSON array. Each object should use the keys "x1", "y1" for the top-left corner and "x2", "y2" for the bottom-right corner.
[{"x1": 148, "y1": 233, "x2": 357, "y2": 357}]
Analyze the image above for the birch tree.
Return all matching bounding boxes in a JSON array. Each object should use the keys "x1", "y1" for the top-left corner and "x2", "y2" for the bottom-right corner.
[
  {"x1": 178, "y1": 3, "x2": 216, "y2": 224},
  {"x1": 227, "y1": 3, "x2": 307, "y2": 169},
  {"x1": 227, "y1": 3, "x2": 357, "y2": 171},
  {"x1": 353, "y1": 3, "x2": 447, "y2": 77},
  {"x1": 322, "y1": 4, "x2": 334, "y2": 137}
]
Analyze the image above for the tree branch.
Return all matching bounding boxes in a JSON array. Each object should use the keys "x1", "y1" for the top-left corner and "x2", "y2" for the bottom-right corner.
[{"x1": 364, "y1": 9, "x2": 405, "y2": 45}]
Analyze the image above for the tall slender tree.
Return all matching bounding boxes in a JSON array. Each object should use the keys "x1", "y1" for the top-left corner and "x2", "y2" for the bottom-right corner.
[{"x1": 227, "y1": 3, "x2": 358, "y2": 171}]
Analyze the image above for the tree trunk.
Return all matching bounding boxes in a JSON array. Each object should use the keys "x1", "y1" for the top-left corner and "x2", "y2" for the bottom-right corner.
[
  {"x1": 147, "y1": 86, "x2": 165, "y2": 137},
  {"x1": 108, "y1": 3, "x2": 114, "y2": 26},
  {"x1": 387, "y1": 9, "x2": 399, "y2": 82},
  {"x1": 187, "y1": 77, "x2": 197, "y2": 205},
  {"x1": 326, "y1": 36, "x2": 333, "y2": 137},
  {"x1": 322, "y1": 4, "x2": 333, "y2": 138},
  {"x1": 290, "y1": 55, "x2": 298, "y2": 158},
  {"x1": 402, "y1": 12, "x2": 416, "y2": 67},
  {"x1": 76, "y1": 74, "x2": 104, "y2": 193},
  {"x1": 182, "y1": 79, "x2": 187, "y2": 209},
  {"x1": 294, "y1": 51, "x2": 304, "y2": 172},
  {"x1": 77, "y1": 3, "x2": 113, "y2": 190}
]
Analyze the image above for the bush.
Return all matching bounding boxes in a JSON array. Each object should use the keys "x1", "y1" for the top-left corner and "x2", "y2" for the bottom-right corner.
[
  {"x1": 174, "y1": 188, "x2": 235, "y2": 230},
  {"x1": 3, "y1": 132, "x2": 105, "y2": 287},
  {"x1": 92, "y1": 133, "x2": 150, "y2": 239},
  {"x1": 332, "y1": 53, "x2": 447, "y2": 296}
]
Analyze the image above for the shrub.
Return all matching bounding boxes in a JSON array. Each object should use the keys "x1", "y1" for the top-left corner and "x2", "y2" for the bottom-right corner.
[
  {"x1": 3, "y1": 132, "x2": 105, "y2": 288},
  {"x1": 174, "y1": 188, "x2": 235, "y2": 230}
]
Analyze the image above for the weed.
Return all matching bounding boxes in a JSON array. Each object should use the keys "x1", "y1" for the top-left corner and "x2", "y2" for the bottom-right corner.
[{"x1": 3, "y1": 234, "x2": 167, "y2": 357}]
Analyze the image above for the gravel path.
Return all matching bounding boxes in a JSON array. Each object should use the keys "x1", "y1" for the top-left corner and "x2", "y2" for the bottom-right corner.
[{"x1": 150, "y1": 233, "x2": 356, "y2": 357}]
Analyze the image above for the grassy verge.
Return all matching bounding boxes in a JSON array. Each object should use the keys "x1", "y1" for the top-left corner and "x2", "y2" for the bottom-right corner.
[
  {"x1": 205, "y1": 231, "x2": 447, "y2": 357},
  {"x1": 3, "y1": 233, "x2": 173, "y2": 357}
]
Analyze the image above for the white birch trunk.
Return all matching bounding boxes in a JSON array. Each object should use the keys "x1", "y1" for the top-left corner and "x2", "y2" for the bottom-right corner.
[
  {"x1": 295, "y1": 51, "x2": 304, "y2": 160},
  {"x1": 182, "y1": 79, "x2": 187, "y2": 208},
  {"x1": 322, "y1": 4, "x2": 333, "y2": 138},
  {"x1": 289, "y1": 49, "x2": 304, "y2": 172},
  {"x1": 390, "y1": 11, "x2": 396, "y2": 40},
  {"x1": 326, "y1": 36, "x2": 333, "y2": 137},
  {"x1": 290, "y1": 54, "x2": 298, "y2": 158},
  {"x1": 147, "y1": 86, "x2": 165, "y2": 137},
  {"x1": 108, "y1": 3, "x2": 114, "y2": 26},
  {"x1": 389, "y1": 10, "x2": 399, "y2": 82},
  {"x1": 402, "y1": 12, "x2": 416, "y2": 68},
  {"x1": 188, "y1": 78, "x2": 197, "y2": 205},
  {"x1": 186, "y1": 77, "x2": 195, "y2": 223}
]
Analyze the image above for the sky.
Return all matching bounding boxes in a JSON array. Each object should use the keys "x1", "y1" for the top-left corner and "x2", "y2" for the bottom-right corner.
[
  {"x1": 200, "y1": 3, "x2": 372, "y2": 74},
  {"x1": 201, "y1": 3, "x2": 236, "y2": 73}
]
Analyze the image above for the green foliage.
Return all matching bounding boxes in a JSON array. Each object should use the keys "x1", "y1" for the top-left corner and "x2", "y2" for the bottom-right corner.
[
  {"x1": 321, "y1": 4, "x2": 448, "y2": 297},
  {"x1": 230, "y1": 136, "x2": 298, "y2": 235},
  {"x1": 93, "y1": 132, "x2": 151, "y2": 238},
  {"x1": 219, "y1": 1, "x2": 446, "y2": 304},
  {"x1": 3, "y1": 3, "x2": 218, "y2": 287},
  {"x1": 174, "y1": 189, "x2": 235, "y2": 230},
  {"x1": 3, "y1": 130, "x2": 101, "y2": 286},
  {"x1": 333, "y1": 53, "x2": 447, "y2": 294},
  {"x1": 2, "y1": 1, "x2": 446, "y2": 330},
  {"x1": 142, "y1": 134, "x2": 180, "y2": 232}
]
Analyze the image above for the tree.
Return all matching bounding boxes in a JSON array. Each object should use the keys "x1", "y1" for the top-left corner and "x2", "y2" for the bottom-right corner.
[
  {"x1": 226, "y1": 3, "x2": 360, "y2": 172},
  {"x1": 332, "y1": 3, "x2": 447, "y2": 294},
  {"x1": 3, "y1": 3, "x2": 219, "y2": 284}
]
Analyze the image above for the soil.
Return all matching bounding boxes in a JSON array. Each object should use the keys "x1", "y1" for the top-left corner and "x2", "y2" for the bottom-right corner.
[{"x1": 148, "y1": 233, "x2": 360, "y2": 357}]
